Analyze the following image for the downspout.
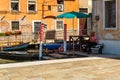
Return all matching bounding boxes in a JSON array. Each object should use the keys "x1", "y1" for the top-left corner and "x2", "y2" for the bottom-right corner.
[
  {"x1": 42, "y1": 0, "x2": 45, "y2": 19},
  {"x1": 92, "y1": 0, "x2": 99, "y2": 31},
  {"x1": 93, "y1": 0, "x2": 100, "y2": 40}
]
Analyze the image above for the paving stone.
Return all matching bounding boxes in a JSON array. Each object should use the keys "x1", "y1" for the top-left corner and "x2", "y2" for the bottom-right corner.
[
  {"x1": 0, "y1": 58, "x2": 119, "y2": 80},
  {"x1": 0, "y1": 73, "x2": 3, "y2": 77},
  {"x1": 10, "y1": 77, "x2": 28, "y2": 80}
]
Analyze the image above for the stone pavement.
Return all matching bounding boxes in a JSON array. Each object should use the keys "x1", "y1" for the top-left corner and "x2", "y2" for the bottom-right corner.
[{"x1": 0, "y1": 57, "x2": 120, "y2": 80}]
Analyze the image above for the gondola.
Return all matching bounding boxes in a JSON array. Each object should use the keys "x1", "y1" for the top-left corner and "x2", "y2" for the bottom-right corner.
[{"x1": 2, "y1": 42, "x2": 29, "y2": 51}]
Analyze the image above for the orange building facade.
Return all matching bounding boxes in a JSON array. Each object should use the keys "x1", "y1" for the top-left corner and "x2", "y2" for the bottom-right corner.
[{"x1": 0, "y1": 0, "x2": 92, "y2": 43}]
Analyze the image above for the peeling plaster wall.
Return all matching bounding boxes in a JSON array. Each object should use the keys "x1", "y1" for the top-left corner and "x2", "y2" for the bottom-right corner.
[
  {"x1": 0, "y1": 21, "x2": 9, "y2": 32},
  {"x1": 93, "y1": 0, "x2": 120, "y2": 54},
  {"x1": 93, "y1": 0, "x2": 120, "y2": 40},
  {"x1": 0, "y1": 0, "x2": 79, "y2": 32},
  {"x1": 0, "y1": 0, "x2": 81, "y2": 42}
]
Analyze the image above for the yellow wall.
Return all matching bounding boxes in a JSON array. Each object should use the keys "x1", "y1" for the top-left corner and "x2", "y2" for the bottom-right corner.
[
  {"x1": 79, "y1": 0, "x2": 92, "y2": 13},
  {"x1": 43, "y1": 0, "x2": 79, "y2": 30},
  {"x1": 0, "y1": 0, "x2": 80, "y2": 33},
  {"x1": 0, "y1": 0, "x2": 42, "y2": 33}
]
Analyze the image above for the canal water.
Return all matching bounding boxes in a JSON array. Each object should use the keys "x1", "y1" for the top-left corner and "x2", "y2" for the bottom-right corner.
[{"x1": 0, "y1": 44, "x2": 88, "y2": 64}]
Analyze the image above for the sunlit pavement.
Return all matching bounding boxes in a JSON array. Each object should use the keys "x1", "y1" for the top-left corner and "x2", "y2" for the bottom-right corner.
[{"x1": 0, "y1": 55, "x2": 120, "y2": 80}]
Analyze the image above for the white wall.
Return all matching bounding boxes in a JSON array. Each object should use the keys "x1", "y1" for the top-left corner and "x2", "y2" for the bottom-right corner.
[{"x1": 100, "y1": 40, "x2": 120, "y2": 55}]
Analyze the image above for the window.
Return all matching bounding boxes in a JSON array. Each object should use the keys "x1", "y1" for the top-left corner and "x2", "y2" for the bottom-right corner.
[
  {"x1": 11, "y1": 21, "x2": 19, "y2": 30},
  {"x1": 11, "y1": 0, "x2": 19, "y2": 11},
  {"x1": 56, "y1": 20, "x2": 63, "y2": 30},
  {"x1": 104, "y1": 0, "x2": 116, "y2": 29},
  {"x1": 48, "y1": 6, "x2": 51, "y2": 10},
  {"x1": 28, "y1": 0, "x2": 36, "y2": 12},
  {"x1": 79, "y1": 8, "x2": 88, "y2": 13},
  {"x1": 33, "y1": 21, "x2": 41, "y2": 33},
  {"x1": 57, "y1": 0, "x2": 64, "y2": 4}
]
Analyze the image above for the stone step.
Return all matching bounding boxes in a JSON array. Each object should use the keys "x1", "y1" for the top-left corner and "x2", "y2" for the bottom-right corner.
[
  {"x1": 47, "y1": 53, "x2": 67, "y2": 59},
  {"x1": 60, "y1": 52, "x2": 88, "y2": 58},
  {"x1": 42, "y1": 56, "x2": 55, "y2": 60},
  {"x1": 60, "y1": 52, "x2": 75, "y2": 56}
]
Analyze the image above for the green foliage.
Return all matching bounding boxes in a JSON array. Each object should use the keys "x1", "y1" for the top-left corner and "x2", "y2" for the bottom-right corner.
[
  {"x1": 0, "y1": 32, "x2": 6, "y2": 37},
  {"x1": 0, "y1": 31, "x2": 22, "y2": 37}
]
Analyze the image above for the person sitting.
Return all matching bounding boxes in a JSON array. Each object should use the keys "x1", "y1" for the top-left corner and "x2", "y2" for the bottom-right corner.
[{"x1": 87, "y1": 31, "x2": 98, "y2": 54}]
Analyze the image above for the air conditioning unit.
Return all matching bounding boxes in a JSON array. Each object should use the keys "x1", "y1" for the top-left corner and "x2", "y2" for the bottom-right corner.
[{"x1": 57, "y1": 4, "x2": 64, "y2": 12}]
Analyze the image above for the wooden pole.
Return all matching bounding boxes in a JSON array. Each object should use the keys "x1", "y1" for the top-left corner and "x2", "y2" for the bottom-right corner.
[
  {"x1": 39, "y1": 23, "x2": 44, "y2": 60},
  {"x1": 64, "y1": 24, "x2": 67, "y2": 52}
]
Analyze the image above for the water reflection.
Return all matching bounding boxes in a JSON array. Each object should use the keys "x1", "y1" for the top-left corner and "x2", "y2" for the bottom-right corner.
[{"x1": 0, "y1": 51, "x2": 28, "y2": 54}]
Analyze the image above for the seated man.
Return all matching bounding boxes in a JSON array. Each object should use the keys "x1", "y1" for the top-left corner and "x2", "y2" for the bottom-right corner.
[{"x1": 87, "y1": 31, "x2": 98, "y2": 54}]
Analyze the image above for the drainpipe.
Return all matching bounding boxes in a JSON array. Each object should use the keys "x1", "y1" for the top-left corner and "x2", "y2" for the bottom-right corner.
[
  {"x1": 42, "y1": 0, "x2": 45, "y2": 19},
  {"x1": 93, "y1": 0, "x2": 100, "y2": 40},
  {"x1": 42, "y1": 4, "x2": 44, "y2": 19},
  {"x1": 92, "y1": 0, "x2": 99, "y2": 32}
]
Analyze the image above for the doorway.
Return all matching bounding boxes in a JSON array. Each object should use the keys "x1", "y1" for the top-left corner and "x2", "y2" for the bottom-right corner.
[{"x1": 79, "y1": 8, "x2": 88, "y2": 35}]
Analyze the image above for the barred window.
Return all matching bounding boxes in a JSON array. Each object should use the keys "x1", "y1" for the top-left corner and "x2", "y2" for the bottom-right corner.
[
  {"x1": 28, "y1": 0, "x2": 36, "y2": 12},
  {"x1": 11, "y1": 0, "x2": 19, "y2": 11},
  {"x1": 33, "y1": 21, "x2": 41, "y2": 33},
  {"x1": 104, "y1": 0, "x2": 116, "y2": 28},
  {"x1": 12, "y1": 21, "x2": 19, "y2": 30},
  {"x1": 56, "y1": 20, "x2": 63, "y2": 30}
]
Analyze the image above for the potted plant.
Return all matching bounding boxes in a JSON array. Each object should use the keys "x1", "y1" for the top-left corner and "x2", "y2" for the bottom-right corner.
[
  {"x1": 12, "y1": 30, "x2": 22, "y2": 35},
  {"x1": 0, "y1": 32, "x2": 6, "y2": 37},
  {"x1": 5, "y1": 31, "x2": 12, "y2": 36}
]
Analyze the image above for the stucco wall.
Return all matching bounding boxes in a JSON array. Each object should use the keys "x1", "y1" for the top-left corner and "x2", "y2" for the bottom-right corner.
[
  {"x1": 0, "y1": 0, "x2": 79, "y2": 32},
  {"x1": 0, "y1": 0, "x2": 82, "y2": 43},
  {"x1": 93, "y1": 0, "x2": 120, "y2": 40},
  {"x1": 79, "y1": 0, "x2": 92, "y2": 13},
  {"x1": 92, "y1": 0, "x2": 120, "y2": 54},
  {"x1": 100, "y1": 40, "x2": 120, "y2": 55}
]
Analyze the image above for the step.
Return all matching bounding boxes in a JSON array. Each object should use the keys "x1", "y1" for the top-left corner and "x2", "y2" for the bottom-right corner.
[
  {"x1": 60, "y1": 52, "x2": 75, "y2": 56},
  {"x1": 48, "y1": 53, "x2": 67, "y2": 59},
  {"x1": 42, "y1": 56, "x2": 55, "y2": 60}
]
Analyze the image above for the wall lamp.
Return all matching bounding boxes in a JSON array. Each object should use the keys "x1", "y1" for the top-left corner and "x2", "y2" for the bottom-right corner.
[{"x1": 95, "y1": 15, "x2": 99, "y2": 21}]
